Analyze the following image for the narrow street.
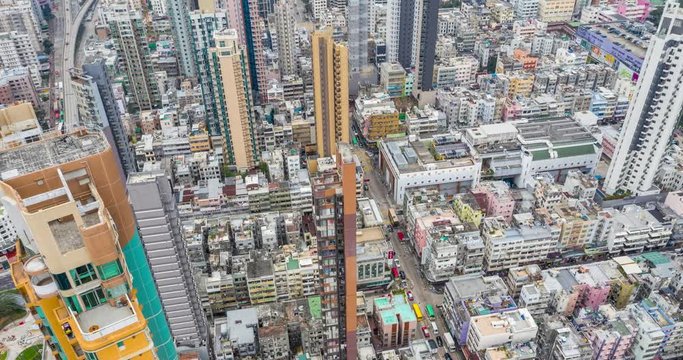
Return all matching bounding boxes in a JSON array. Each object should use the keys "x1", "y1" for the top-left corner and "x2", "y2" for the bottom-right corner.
[{"x1": 354, "y1": 145, "x2": 464, "y2": 359}]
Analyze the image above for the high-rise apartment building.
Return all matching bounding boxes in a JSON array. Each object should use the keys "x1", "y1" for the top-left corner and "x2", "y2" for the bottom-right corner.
[
  {"x1": 128, "y1": 168, "x2": 207, "y2": 348},
  {"x1": 0, "y1": 66, "x2": 38, "y2": 107},
  {"x1": 190, "y1": 10, "x2": 230, "y2": 133},
  {"x1": 108, "y1": 10, "x2": 160, "y2": 111},
  {"x1": 208, "y1": 29, "x2": 257, "y2": 170},
  {"x1": 0, "y1": 31, "x2": 40, "y2": 87},
  {"x1": 70, "y1": 67, "x2": 134, "y2": 179},
  {"x1": 0, "y1": 0, "x2": 42, "y2": 52},
  {"x1": 348, "y1": 0, "x2": 369, "y2": 71},
  {"x1": 413, "y1": 0, "x2": 439, "y2": 92},
  {"x1": 242, "y1": 0, "x2": 268, "y2": 103},
  {"x1": 81, "y1": 60, "x2": 137, "y2": 176},
  {"x1": 274, "y1": 1, "x2": 297, "y2": 76},
  {"x1": 515, "y1": 0, "x2": 539, "y2": 19},
  {"x1": 167, "y1": 0, "x2": 195, "y2": 76},
  {"x1": 538, "y1": 0, "x2": 574, "y2": 23},
  {"x1": 2, "y1": 130, "x2": 175, "y2": 359},
  {"x1": 604, "y1": 1, "x2": 683, "y2": 195},
  {"x1": 311, "y1": 145, "x2": 358, "y2": 359},
  {"x1": 313, "y1": 0, "x2": 327, "y2": 20},
  {"x1": 312, "y1": 28, "x2": 349, "y2": 157},
  {"x1": 385, "y1": 0, "x2": 414, "y2": 68}
]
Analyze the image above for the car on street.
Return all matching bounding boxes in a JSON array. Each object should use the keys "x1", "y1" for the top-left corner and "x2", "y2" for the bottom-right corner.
[
  {"x1": 436, "y1": 336, "x2": 443, "y2": 347},
  {"x1": 399, "y1": 270, "x2": 406, "y2": 280},
  {"x1": 421, "y1": 326, "x2": 430, "y2": 338},
  {"x1": 406, "y1": 291, "x2": 414, "y2": 301},
  {"x1": 444, "y1": 354, "x2": 453, "y2": 360}
]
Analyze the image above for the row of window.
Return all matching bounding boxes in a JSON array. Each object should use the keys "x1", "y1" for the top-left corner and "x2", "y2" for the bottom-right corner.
[{"x1": 53, "y1": 259, "x2": 124, "y2": 291}]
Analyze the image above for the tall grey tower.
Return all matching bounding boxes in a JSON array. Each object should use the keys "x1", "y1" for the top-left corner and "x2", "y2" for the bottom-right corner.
[
  {"x1": 348, "y1": 0, "x2": 370, "y2": 95},
  {"x1": 348, "y1": 0, "x2": 369, "y2": 71},
  {"x1": 128, "y1": 166, "x2": 209, "y2": 349},
  {"x1": 108, "y1": 9, "x2": 160, "y2": 111},
  {"x1": 385, "y1": 0, "x2": 415, "y2": 69},
  {"x1": 72, "y1": 60, "x2": 137, "y2": 177},
  {"x1": 167, "y1": 0, "x2": 195, "y2": 76},
  {"x1": 274, "y1": 1, "x2": 298, "y2": 76},
  {"x1": 413, "y1": 0, "x2": 439, "y2": 92},
  {"x1": 604, "y1": 1, "x2": 683, "y2": 195}
]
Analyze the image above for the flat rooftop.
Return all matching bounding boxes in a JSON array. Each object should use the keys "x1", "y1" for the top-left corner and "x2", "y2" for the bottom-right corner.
[
  {"x1": 515, "y1": 117, "x2": 596, "y2": 146},
  {"x1": 0, "y1": 131, "x2": 108, "y2": 179},
  {"x1": 471, "y1": 309, "x2": 536, "y2": 336},
  {"x1": 382, "y1": 136, "x2": 475, "y2": 173}
]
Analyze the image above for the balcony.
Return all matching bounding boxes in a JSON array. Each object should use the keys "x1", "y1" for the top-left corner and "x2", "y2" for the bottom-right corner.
[
  {"x1": 30, "y1": 273, "x2": 58, "y2": 299},
  {"x1": 71, "y1": 295, "x2": 141, "y2": 343},
  {"x1": 23, "y1": 256, "x2": 48, "y2": 276}
]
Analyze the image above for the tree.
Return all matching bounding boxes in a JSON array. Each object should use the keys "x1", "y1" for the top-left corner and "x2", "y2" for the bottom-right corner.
[
  {"x1": 258, "y1": 162, "x2": 270, "y2": 180},
  {"x1": 41, "y1": 5, "x2": 54, "y2": 21},
  {"x1": 42, "y1": 39, "x2": 53, "y2": 55},
  {"x1": 0, "y1": 292, "x2": 23, "y2": 318}
]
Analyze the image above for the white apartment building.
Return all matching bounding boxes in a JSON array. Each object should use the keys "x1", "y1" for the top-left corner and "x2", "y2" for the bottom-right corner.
[
  {"x1": 467, "y1": 309, "x2": 538, "y2": 351},
  {"x1": 312, "y1": 0, "x2": 327, "y2": 20},
  {"x1": 404, "y1": 105, "x2": 446, "y2": 136},
  {"x1": 437, "y1": 88, "x2": 498, "y2": 129},
  {"x1": 482, "y1": 215, "x2": 555, "y2": 272},
  {"x1": 378, "y1": 134, "x2": 482, "y2": 203},
  {"x1": 608, "y1": 205, "x2": 672, "y2": 255},
  {"x1": 515, "y1": 0, "x2": 539, "y2": 20},
  {"x1": 0, "y1": 31, "x2": 39, "y2": 87},
  {"x1": 0, "y1": 0, "x2": 42, "y2": 51},
  {"x1": 519, "y1": 283, "x2": 551, "y2": 317},
  {"x1": 433, "y1": 56, "x2": 479, "y2": 89},
  {"x1": 604, "y1": 2, "x2": 683, "y2": 195}
]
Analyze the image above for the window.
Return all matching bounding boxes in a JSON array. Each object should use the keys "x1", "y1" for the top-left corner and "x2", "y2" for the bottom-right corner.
[
  {"x1": 70, "y1": 264, "x2": 97, "y2": 286},
  {"x1": 106, "y1": 283, "x2": 128, "y2": 299},
  {"x1": 80, "y1": 288, "x2": 106, "y2": 310},
  {"x1": 65, "y1": 296, "x2": 82, "y2": 313},
  {"x1": 96, "y1": 260, "x2": 123, "y2": 280},
  {"x1": 53, "y1": 272, "x2": 72, "y2": 290},
  {"x1": 85, "y1": 352, "x2": 98, "y2": 360}
]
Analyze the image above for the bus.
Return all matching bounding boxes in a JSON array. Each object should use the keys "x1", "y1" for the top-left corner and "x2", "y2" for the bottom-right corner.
[
  {"x1": 425, "y1": 304, "x2": 435, "y2": 320},
  {"x1": 412, "y1": 303, "x2": 423, "y2": 321},
  {"x1": 388, "y1": 208, "x2": 399, "y2": 227}
]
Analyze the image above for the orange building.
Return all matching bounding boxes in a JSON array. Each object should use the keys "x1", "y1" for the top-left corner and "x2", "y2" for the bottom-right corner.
[
  {"x1": 310, "y1": 144, "x2": 357, "y2": 358},
  {"x1": 2, "y1": 130, "x2": 174, "y2": 359}
]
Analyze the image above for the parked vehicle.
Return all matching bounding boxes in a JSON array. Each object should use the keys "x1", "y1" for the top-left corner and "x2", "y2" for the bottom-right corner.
[{"x1": 421, "y1": 326, "x2": 430, "y2": 338}]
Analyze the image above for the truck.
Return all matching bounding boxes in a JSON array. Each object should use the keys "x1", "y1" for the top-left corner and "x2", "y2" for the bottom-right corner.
[
  {"x1": 430, "y1": 321, "x2": 439, "y2": 335},
  {"x1": 444, "y1": 332, "x2": 456, "y2": 352}
]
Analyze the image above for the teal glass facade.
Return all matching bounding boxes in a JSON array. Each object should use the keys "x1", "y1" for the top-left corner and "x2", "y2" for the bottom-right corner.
[{"x1": 122, "y1": 230, "x2": 177, "y2": 359}]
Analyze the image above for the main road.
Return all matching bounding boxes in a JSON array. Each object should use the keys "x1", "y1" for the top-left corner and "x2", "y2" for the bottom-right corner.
[{"x1": 60, "y1": 0, "x2": 97, "y2": 131}]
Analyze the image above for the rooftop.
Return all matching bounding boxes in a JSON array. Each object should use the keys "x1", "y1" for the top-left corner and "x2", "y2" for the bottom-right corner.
[
  {"x1": 382, "y1": 135, "x2": 475, "y2": 173},
  {"x1": 471, "y1": 309, "x2": 536, "y2": 336},
  {"x1": 0, "y1": 130, "x2": 108, "y2": 179}
]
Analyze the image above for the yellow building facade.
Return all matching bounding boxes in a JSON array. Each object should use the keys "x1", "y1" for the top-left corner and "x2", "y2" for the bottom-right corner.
[
  {"x1": 312, "y1": 28, "x2": 349, "y2": 157},
  {"x1": 209, "y1": 29, "x2": 256, "y2": 170}
]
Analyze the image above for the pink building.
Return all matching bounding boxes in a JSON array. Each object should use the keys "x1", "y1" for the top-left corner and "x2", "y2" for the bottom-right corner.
[
  {"x1": 412, "y1": 212, "x2": 460, "y2": 258},
  {"x1": 587, "y1": 319, "x2": 635, "y2": 360},
  {"x1": 373, "y1": 296, "x2": 418, "y2": 348},
  {"x1": 471, "y1": 181, "x2": 515, "y2": 221}
]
